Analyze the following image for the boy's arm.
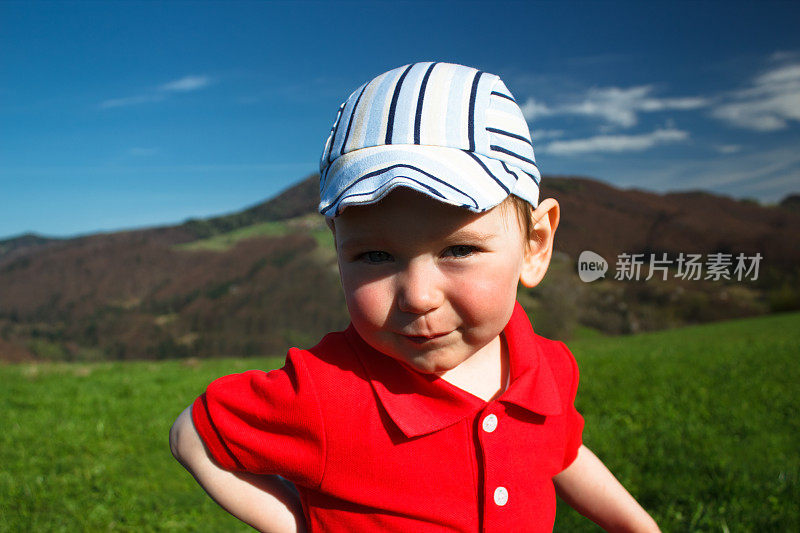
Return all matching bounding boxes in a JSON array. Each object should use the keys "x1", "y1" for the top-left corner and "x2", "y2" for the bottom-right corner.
[
  {"x1": 169, "y1": 406, "x2": 307, "y2": 533},
  {"x1": 553, "y1": 445, "x2": 660, "y2": 533}
]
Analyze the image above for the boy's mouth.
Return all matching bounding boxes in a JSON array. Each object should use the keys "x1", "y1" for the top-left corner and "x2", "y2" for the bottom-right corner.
[{"x1": 402, "y1": 332, "x2": 449, "y2": 344}]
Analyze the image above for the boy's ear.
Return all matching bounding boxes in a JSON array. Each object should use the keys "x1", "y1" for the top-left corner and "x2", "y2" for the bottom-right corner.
[{"x1": 520, "y1": 198, "x2": 560, "y2": 288}]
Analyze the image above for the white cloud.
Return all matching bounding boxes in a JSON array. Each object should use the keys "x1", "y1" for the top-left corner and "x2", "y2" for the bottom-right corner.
[
  {"x1": 566, "y1": 86, "x2": 648, "y2": 127},
  {"x1": 716, "y1": 144, "x2": 742, "y2": 154},
  {"x1": 522, "y1": 86, "x2": 709, "y2": 127},
  {"x1": 159, "y1": 75, "x2": 211, "y2": 92},
  {"x1": 519, "y1": 97, "x2": 552, "y2": 120},
  {"x1": 757, "y1": 63, "x2": 800, "y2": 86},
  {"x1": 99, "y1": 74, "x2": 212, "y2": 109},
  {"x1": 99, "y1": 94, "x2": 164, "y2": 109},
  {"x1": 711, "y1": 62, "x2": 800, "y2": 131},
  {"x1": 531, "y1": 128, "x2": 564, "y2": 140},
  {"x1": 631, "y1": 146, "x2": 800, "y2": 200},
  {"x1": 542, "y1": 127, "x2": 689, "y2": 155},
  {"x1": 770, "y1": 50, "x2": 800, "y2": 63}
]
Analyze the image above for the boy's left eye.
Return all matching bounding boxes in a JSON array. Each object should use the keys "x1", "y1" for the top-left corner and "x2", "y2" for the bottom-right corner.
[
  {"x1": 361, "y1": 250, "x2": 393, "y2": 263},
  {"x1": 445, "y1": 245, "x2": 476, "y2": 258}
]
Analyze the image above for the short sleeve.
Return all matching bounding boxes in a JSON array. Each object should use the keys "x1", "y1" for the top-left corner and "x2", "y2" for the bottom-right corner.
[
  {"x1": 558, "y1": 341, "x2": 585, "y2": 470},
  {"x1": 191, "y1": 348, "x2": 326, "y2": 488}
]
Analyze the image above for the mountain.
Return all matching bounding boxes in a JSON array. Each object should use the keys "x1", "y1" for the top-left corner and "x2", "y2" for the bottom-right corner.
[
  {"x1": 0, "y1": 233, "x2": 63, "y2": 264},
  {"x1": 541, "y1": 177, "x2": 800, "y2": 268},
  {"x1": 1, "y1": 174, "x2": 798, "y2": 362}
]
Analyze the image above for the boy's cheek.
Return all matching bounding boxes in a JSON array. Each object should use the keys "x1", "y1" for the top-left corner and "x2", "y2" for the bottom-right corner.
[
  {"x1": 342, "y1": 279, "x2": 393, "y2": 323},
  {"x1": 455, "y1": 262, "x2": 520, "y2": 300}
]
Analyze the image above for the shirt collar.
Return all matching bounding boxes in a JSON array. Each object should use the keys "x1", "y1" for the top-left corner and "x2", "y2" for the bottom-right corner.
[{"x1": 345, "y1": 302, "x2": 563, "y2": 439}]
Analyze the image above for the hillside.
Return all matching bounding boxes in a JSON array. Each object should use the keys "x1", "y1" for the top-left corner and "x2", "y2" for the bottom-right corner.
[
  {"x1": 0, "y1": 174, "x2": 798, "y2": 361},
  {"x1": 542, "y1": 177, "x2": 800, "y2": 268}
]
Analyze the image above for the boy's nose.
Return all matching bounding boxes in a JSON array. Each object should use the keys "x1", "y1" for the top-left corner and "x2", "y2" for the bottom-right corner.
[{"x1": 396, "y1": 259, "x2": 442, "y2": 315}]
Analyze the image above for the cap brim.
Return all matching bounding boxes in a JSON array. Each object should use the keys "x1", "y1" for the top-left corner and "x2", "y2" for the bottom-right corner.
[{"x1": 318, "y1": 144, "x2": 540, "y2": 217}]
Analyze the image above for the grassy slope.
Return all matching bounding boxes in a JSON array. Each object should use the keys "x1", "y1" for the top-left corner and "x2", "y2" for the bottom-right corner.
[
  {"x1": 1, "y1": 313, "x2": 797, "y2": 531},
  {"x1": 176, "y1": 214, "x2": 334, "y2": 253},
  {"x1": 175, "y1": 221, "x2": 295, "y2": 251}
]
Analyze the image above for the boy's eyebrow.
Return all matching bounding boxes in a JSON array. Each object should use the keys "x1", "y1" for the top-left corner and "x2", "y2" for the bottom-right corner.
[
  {"x1": 337, "y1": 229, "x2": 497, "y2": 251},
  {"x1": 337, "y1": 236, "x2": 372, "y2": 250},
  {"x1": 447, "y1": 228, "x2": 497, "y2": 242}
]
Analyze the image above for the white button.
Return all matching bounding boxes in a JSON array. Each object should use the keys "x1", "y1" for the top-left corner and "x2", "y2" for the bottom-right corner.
[
  {"x1": 482, "y1": 414, "x2": 498, "y2": 433},
  {"x1": 493, "y1": 486, "x2": 509, "y2": 506}
]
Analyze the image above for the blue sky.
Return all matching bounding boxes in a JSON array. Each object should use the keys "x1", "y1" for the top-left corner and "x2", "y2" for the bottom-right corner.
[{"x1": 2, "y1": 1, "x2": 799, "y2": 240}]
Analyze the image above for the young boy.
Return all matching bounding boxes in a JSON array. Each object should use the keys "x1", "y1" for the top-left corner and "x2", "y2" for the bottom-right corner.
[{"x1": 170, "y1": 62, "x2": 660, "y2": 533}]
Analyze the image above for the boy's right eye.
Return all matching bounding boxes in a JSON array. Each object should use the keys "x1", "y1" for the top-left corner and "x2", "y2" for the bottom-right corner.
[{"x1": 360, "y1": 251, "x2": 393, "y2": 263}]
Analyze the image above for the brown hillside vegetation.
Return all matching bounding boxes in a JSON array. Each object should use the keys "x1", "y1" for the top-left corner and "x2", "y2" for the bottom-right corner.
[
  {"x1": 543, "y1": 177, "x2": 800, "y2": 268},
  {"x1": 0, "y1": 230, "x2": 347, "y2": 360},
  {"x1": 0, "y1": 175, "x2": 797, "y2": 361}
]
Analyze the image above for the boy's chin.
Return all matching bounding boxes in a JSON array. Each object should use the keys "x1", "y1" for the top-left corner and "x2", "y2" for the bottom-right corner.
[
  {"x1": 367, "y1": 332, "x2": 499, "y2": 375},
  {"x1": 388, "y1": 349, "x2": 472, "y2": 375}
]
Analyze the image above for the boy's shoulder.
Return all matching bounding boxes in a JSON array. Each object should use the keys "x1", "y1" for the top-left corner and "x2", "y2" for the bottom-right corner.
[
  {"x1": 294, "y1": 325, "x2": 367, "y2": 377},
  {"x1": 532, "y1": 333, "x2": 578, "y2": 373},
  {"x1": 201, "y1": 327, "x2": 371, "y2": 423},
  {"x1": 277, "y1": 326, "x2": 375, "y2": 402},
  {"x1": 505, "y1": 303, "x2": 580, "y2": 385},
  {"x1": 530, "y1": 333, "x2": 580, "y2": 399}
]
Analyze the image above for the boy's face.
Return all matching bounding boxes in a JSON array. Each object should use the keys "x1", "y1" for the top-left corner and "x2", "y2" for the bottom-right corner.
[{"x1": 332, "y1": 188, "x2": 548, "y2": 375}]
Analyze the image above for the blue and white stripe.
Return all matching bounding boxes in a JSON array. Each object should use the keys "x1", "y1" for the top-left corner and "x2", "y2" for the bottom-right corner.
[{"x1": 319, "y1": 62, "x2": 541, "y2": 217}]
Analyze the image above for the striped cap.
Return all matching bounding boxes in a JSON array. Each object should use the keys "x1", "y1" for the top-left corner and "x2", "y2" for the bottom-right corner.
[{"x1": 318, "y1": 62, "x2": 540, "y2": 218}]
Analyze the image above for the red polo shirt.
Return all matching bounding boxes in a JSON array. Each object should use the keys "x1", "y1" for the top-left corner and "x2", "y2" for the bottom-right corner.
[{"x1": 192, "y1": 302, "x2": 584, "y2": 532}]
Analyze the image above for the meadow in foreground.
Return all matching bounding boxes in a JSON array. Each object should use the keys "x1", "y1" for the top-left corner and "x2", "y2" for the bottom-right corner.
[{"x1": 1, "y1": 312, "x2": 797, "y2": 531}]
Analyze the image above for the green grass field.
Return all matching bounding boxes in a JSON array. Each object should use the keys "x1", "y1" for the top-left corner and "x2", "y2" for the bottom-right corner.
[{"x1": 1, "y1": 312, "x2": 798, "y2": 531}]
